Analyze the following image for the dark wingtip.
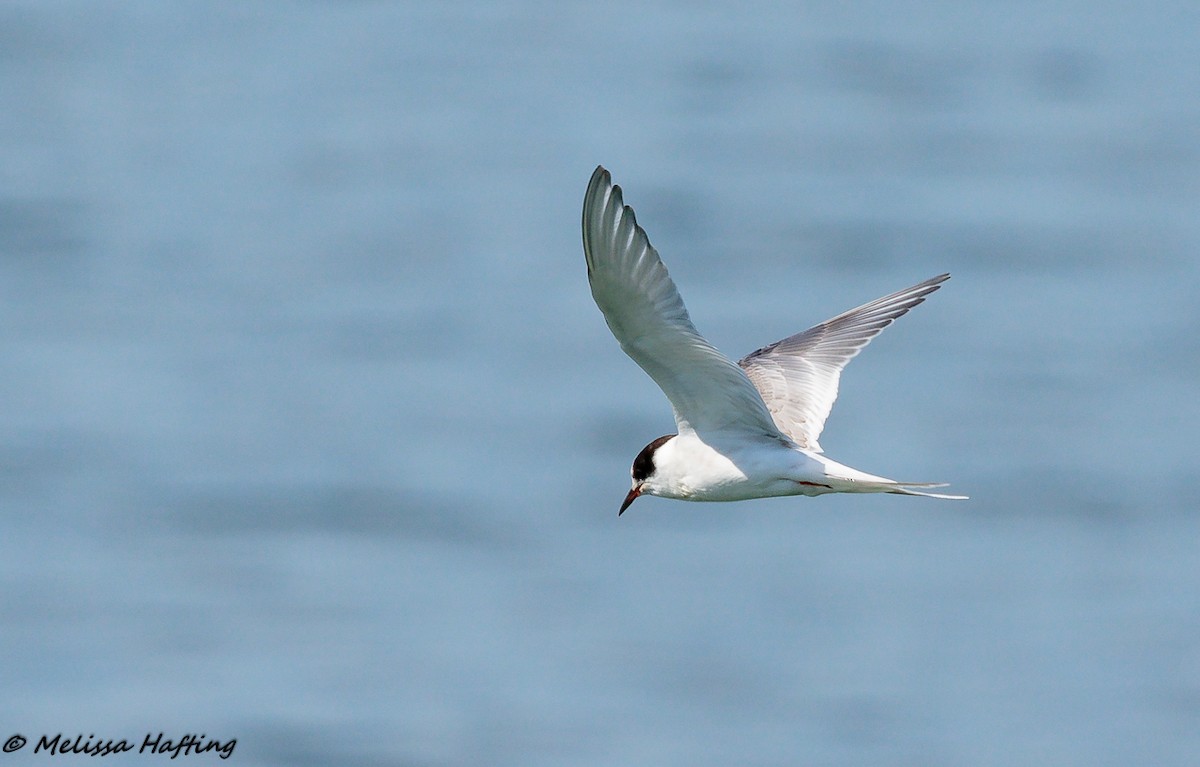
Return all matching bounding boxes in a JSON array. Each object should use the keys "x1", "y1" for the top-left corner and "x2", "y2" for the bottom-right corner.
[{"x1": 588, "y1": 165, "x2": 609, "y2": 189}]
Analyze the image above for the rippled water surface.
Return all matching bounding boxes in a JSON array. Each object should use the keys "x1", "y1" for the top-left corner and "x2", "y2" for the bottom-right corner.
[{"x1": 2, "y1": 2, "x2": 1198, "y2": 765}]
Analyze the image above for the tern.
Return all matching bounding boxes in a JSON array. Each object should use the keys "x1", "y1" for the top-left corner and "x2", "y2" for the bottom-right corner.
[{"x1": 582, "y1": 166, "x2": 966, "y2": 515}]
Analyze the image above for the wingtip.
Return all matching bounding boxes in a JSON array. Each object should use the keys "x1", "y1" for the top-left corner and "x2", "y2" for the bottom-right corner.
[
  {"x1": 588, "y1": 165, "x2": 611, "y2": 194},
  {"x1": 923, "y1": 273, "x2": 951, "y2": 289},
  {"x1": 584, "y1": 165, "x2": 614, "y2": 209},
  {"x1": 583, "y1": 166, "x2": 615, "y2": 273}
]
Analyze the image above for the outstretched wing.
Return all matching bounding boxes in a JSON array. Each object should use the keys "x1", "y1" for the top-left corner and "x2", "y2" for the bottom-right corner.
[
  {"x1": 738, "y1": 274, "x2": 950, "y2": 451},
  {"x1": 582, "y1": 166, "x2": 784, "y2": 439}
]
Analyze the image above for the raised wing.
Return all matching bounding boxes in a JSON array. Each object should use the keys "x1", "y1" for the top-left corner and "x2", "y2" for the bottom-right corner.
[
  {"x1": 582, "y1": 166, "x2": 784, "y2": 438},
  {"x1": 739, "y1": 274, "x2": 949, "y2": 451}
]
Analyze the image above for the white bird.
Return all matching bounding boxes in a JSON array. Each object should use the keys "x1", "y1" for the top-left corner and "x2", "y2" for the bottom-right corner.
[{"x1": 581, "y1": 166, "x2": 966, "y2": 515}]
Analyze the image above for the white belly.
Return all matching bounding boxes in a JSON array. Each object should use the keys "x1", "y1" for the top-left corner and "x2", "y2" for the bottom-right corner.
[{"x1": 650, "y1": 434, "x2": 831, "y2": 501}]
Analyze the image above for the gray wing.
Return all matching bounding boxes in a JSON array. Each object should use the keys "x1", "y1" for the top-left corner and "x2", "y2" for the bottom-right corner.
[
  {"x1": 738, "y1": 274, "x2": 950, "y2": 451},
  {"x1": 583, "y1": 166, "x2": 784, "y2": 439}
]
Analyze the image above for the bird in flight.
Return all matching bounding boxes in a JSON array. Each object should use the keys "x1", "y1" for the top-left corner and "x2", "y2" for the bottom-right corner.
[{"x1": 582, "y1": 166, "x2": 966, "y2": 515}]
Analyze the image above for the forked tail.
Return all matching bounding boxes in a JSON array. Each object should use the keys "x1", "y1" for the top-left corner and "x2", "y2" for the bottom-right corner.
[
  {"x1": 815, "y1": 457, "x2": 968, "y2": 499},
  {"x1": 885, "y1": 482, "x2": 969, "y2": 500}
]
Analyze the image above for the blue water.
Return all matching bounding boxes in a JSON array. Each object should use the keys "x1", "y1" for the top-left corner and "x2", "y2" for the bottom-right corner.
[{"x1": 2, "y1": 1, "x2": 1198, "y2": 765}]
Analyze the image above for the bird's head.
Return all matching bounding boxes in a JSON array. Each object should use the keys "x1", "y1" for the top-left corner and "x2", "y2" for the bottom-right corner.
[{"x1": 619, "y1": 434, "x2": 676, "y2": 515}]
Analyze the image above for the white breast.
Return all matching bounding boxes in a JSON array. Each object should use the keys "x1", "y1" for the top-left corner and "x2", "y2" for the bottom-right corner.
[{"x1": 647, "y1": 432, "x2": 822, "y2": 501}]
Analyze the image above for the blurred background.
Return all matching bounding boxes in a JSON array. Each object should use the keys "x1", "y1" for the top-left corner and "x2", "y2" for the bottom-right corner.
[{"x1": 2, "y1": 1, "x2": 1198, "y2": 764}]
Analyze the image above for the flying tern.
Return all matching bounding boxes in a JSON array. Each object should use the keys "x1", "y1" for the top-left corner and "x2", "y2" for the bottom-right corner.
[{"x1": 581, "y1": 165, "x2": 966, "y2": 515}]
